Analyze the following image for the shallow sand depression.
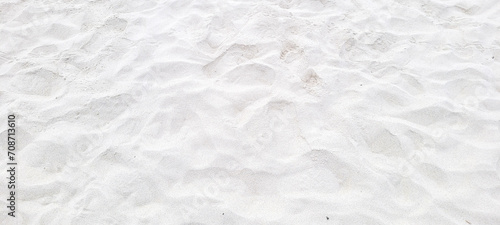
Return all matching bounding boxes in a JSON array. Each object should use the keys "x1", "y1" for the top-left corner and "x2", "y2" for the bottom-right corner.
[{"x1": 1, "y1": 0, "x2": 500, "y2": 224}]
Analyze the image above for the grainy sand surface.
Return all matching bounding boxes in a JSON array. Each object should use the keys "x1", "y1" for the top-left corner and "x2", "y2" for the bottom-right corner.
[{"x1": 1, "y1": 0, "x2": 500, "y2": 224}]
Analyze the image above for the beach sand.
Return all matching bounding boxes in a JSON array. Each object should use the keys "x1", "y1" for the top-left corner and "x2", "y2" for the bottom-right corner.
[{"x1": 1, "y1": 0, "x2": 500, "y2": 224}]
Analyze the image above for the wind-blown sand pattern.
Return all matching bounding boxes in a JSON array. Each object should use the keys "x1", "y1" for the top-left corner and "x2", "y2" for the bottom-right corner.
[{"x1": 1, "y1": 0, "x2": 500, "y2": 224}]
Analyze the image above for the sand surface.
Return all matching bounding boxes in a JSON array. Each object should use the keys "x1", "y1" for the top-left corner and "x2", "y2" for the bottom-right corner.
[{"x1": 1, "y1": 0, "x2": 500, "y2": 224}]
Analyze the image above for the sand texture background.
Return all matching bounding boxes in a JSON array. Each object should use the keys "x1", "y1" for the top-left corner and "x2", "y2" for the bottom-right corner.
[{"x1": 1, "y1": 0, "x2": 500, "y2": 224}]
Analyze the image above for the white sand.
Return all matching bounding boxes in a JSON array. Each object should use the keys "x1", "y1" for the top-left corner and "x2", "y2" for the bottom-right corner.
[{"x1": 1, "y1": 0, "x2": 500, "y2": 224}]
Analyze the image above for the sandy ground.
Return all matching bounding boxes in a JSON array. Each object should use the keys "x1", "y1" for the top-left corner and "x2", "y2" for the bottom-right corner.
[{"x1": 1, "y1": 0, "x2": 500, "y2": 224}]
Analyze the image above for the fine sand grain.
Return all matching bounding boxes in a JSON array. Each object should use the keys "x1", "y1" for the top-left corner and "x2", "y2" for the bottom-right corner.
[{"x1": 1, "y1": 0, "x2": 500, "y2": 224}]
